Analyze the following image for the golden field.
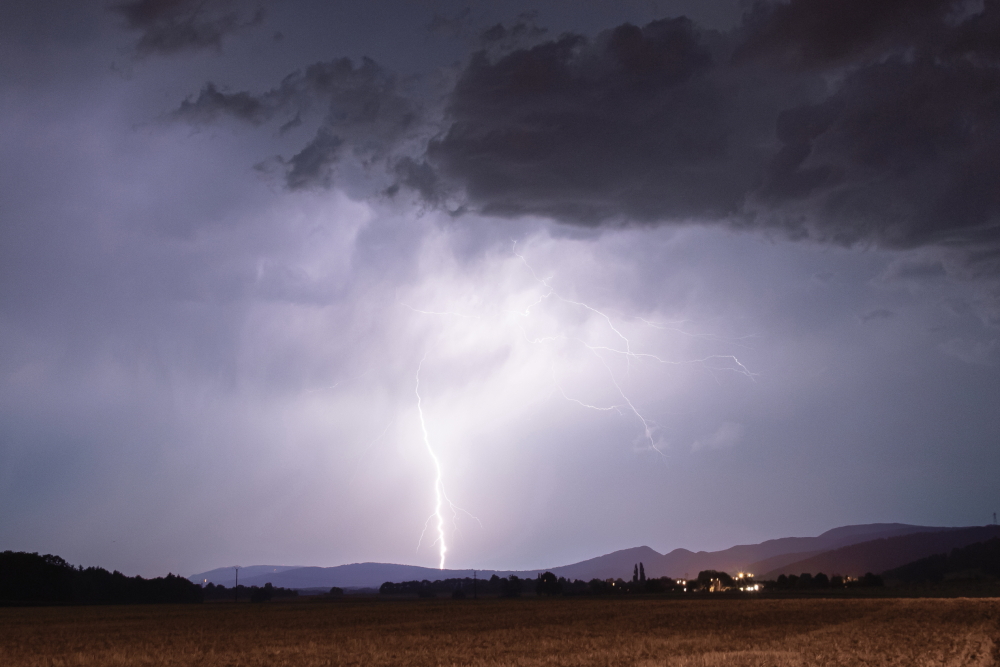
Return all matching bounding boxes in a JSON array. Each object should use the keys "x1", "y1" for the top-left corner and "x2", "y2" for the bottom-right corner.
[{"x1": 1, "y1": 597, "x2": 997, "y2": 667}]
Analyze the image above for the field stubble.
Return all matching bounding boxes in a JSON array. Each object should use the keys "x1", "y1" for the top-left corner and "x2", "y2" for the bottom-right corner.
[{"x1": 0, "y1": 597, "x2": 997, "y2": 666}]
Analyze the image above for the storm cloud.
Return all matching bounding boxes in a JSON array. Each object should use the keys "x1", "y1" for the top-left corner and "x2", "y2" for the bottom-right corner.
[
  {"x1": 174, "y1": 57, "x2": 419, "y2": 189},
  {"x1": 4, "y1": 0, "x2": 1000, "y2": 579},
  {"x1": 426, "y1": 0, "x2": 1000, "y2": 249},
  {"x1": 168, "y1": 0, "x2": 1000, "y2": 253},
  {"x1": 111, "y1": 0, "x2": 264, "y2": 56}
]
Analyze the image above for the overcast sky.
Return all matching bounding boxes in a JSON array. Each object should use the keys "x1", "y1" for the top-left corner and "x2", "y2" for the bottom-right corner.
[{"x1": 2, "y1": 0, "x2": 999, "y2": 578}]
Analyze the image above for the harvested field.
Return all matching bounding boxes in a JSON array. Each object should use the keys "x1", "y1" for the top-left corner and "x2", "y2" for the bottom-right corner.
[{"x1": 1, "y1": 597, "x2": 997, "y2": 666}]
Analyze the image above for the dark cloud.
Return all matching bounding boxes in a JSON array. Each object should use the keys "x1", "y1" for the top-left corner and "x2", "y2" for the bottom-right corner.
[
  {"x1": 428, "y1": 18, "x2": 752, "y2": 224},
  {"x1": 883, "y1": 258, "x2": 949, "y2": 281},
  {"x1": 481, "y1": 23, "x2": 506, "y2": 42},
  {"x1": 392, "y1": 157, "x2": 441, "y2": 203},
  {"x1": 427, "y1": 7, "x2": 471, "y2": 37},
  {"x1": 174, "y1": 57, "x2": 419, "y2": 189},
  {"x1": 111, "y1": 0, "x2": 264, "y2": 56},
  {"x1": 733, "y1": 0, "x2": 951, "y2": 69},
  {"x1": 479, "y1": 14, "x2": 548, "y2": 50},
  {"x1": 168, "y1": 0, "x2": 1000, "y2": 254},
  {"x1": 859, "y1": 308, "x2": 895, "y2": 323},
  {"x1": 421, "y1": 0, "x2": 1000, "y2": 251},
  {"x1": 753, "y1": 55, "x2": 1000, "y2": 247},
  {"x1": 173, "y1": 82, "x2": 271, "y2": 124}
]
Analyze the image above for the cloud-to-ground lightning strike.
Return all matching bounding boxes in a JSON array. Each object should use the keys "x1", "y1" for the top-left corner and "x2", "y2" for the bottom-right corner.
[
  {"x1": 414, "y1": 357, "x2": 447, "y2": 569},
  {"x1": 413, "y1": 356, "x2": 482, "y2": 569},
  {"x1": 404, "y1": 243, "x2": 754, "y2": 566}
]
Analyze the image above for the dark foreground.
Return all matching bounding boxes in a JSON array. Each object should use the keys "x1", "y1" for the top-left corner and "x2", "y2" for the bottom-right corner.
[{"x1": 1, "y1": 597, "x2": 997, "y2": 666}]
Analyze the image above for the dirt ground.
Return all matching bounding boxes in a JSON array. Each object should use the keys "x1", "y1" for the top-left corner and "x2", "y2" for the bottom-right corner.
[{"x1": 1, "y1": 596, "x2": 997, "y2": 666}]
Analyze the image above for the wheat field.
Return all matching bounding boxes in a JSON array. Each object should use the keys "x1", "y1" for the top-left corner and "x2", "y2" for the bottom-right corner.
[{"x1": 1, "y1": 597, "x2": 996, "y2": 666}]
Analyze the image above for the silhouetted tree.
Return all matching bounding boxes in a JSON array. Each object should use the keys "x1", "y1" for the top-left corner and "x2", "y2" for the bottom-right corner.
[
  {"x1": 588, "y1": 578, "x2": 610, "y2": 595},
  {"x1": 859, "y1": 572, "x2": 884, "y2": 587},
  {"x1": 416, "y1": 580, "x2": 436, "y2": 598},
  {"x1": 250, "y1": 583, "x2": 273, "y2": 603},
  {"x1": 696, "y1": 570, "x2": 735, "y2": 590},
  {"x1": 379, "y1": 576, "x2": 496, "y2": 597},
  {"x1": 536, "y1": 571, "x2": 562, "y2": 596},
  {"x1": 633, "y1": 564, "x2": 638, "y2": 583},
  {"x1": 644, "y1": 576, "x2": 666, "y2": 593},
  {"x1": 203, "y1": 582, "x2": 297, "y2": 601},
  {"x1": 639, "y1": 562, "x2": 646, "y2": 583},
  {"x1": 500, "y1": 575, "x2": 523, "y2": 598}
]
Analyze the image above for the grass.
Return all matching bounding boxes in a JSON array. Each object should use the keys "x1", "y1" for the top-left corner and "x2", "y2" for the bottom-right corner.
[{"x1": 1, "y1": 597, "x2": 997, "y2": 666}]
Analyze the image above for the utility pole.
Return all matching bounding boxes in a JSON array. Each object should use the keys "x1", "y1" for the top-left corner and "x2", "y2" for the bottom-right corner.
[{"x1": 234, "y1": 566, "x2": 241, "y2": 603}]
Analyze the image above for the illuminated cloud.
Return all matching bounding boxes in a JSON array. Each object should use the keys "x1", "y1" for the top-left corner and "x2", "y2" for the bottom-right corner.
[
  {"x1": 692, "y1": 421, "x2": 745, "y2": 451},
  {"x1": 1, "y1": 0, "x2": 999, "y2": 579},
  {"x1": 167, "y1": 0, "x2": 1000, "y2": 258}
]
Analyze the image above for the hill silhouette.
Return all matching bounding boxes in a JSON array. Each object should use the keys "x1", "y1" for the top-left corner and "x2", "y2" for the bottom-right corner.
[
  {"x1": 190, "y1": 523, "x2": 953, "y2": 589},
  {"x1": 190, "y1": 565, "x2": 305, "y2": 587},
  {"x1": 648, "y1": 523, "x2": 950, "y2": 578},
  {"x1": 761, "y1": 525, "x2": 1000, "y2": 579},
  {"x1": 883, "y1": 537, "x2": 1000, "y2": 583}
]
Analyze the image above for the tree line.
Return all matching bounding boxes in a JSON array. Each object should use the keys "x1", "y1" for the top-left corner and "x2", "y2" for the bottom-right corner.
[
  {"x1": 773, "y1": 572, "x2": 883, "y2": 590},
  {"x1": 0, "y1": 551, "x2": 202, "y2": 605},
  {"x1": 201, "y1": 581, "x2": 299, "y2": 602},
  {"x1": 376, "y1": 562, "x2": 889, "y2": 598}
]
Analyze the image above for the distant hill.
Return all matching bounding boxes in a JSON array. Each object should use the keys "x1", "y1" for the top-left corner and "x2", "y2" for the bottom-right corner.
[
  {"x1": 544, "y1": 546, "x2": 663, "y2": 582},
  {"x1": 189, "y1": 565, "x2": 305, "y2": 587},
  {"x1": 190, "y1": 523, "x2": 954, "y2": 589},
  {"x1": 761, "y1": 525, "x2": 1000, "y2": 579},
  {"x1": 883, "y1": 537, "x2": 1000, "y2": 583},
  {"x1": 233, "y1": 563, "x2": 508, "y2": 590},
  {"x1": 537, "y1": 524, "x2": 949, "y2": 582},
  {"x1": 744, "y1": 550, "x2": 826, "y2": 576},
  {"x1": 638, "y1": 523, "x2": 952, "y2": 579}
]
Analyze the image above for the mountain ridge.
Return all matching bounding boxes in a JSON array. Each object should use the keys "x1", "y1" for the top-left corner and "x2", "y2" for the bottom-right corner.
[
  {"x1": 760, "y1": 525, "x2": 1000, "y2": 579},
  {"x1": 190, "y1": 523, "x2": 960, "y2": 589}
]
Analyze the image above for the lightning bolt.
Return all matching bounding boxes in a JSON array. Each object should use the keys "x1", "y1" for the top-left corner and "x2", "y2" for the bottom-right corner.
[
  {"x1": 511, "y1": 240, "x2": 755, "y2": 459},
  {"x1": 413, "y1": 355, "x2": 481, "y2": 569},
  {"x1": 399, "y1": 300, "x2": 481, "y2": 320},
  {"x1": 402, "y1": 241, "x2": 753, "y2": 565},
  {"x1": 413, "y1": 356, "x2": 447, "y2": 569}
]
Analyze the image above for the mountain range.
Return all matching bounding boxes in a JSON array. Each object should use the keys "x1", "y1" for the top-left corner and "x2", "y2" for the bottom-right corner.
[{"x1": 190, "y1": 523, "x2": 1000, "y2": 589}]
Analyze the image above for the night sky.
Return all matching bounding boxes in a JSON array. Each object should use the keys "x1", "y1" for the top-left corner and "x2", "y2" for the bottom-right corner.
[{"x1": 2, "y1": 0, "x2": 999, "y2": 578}]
